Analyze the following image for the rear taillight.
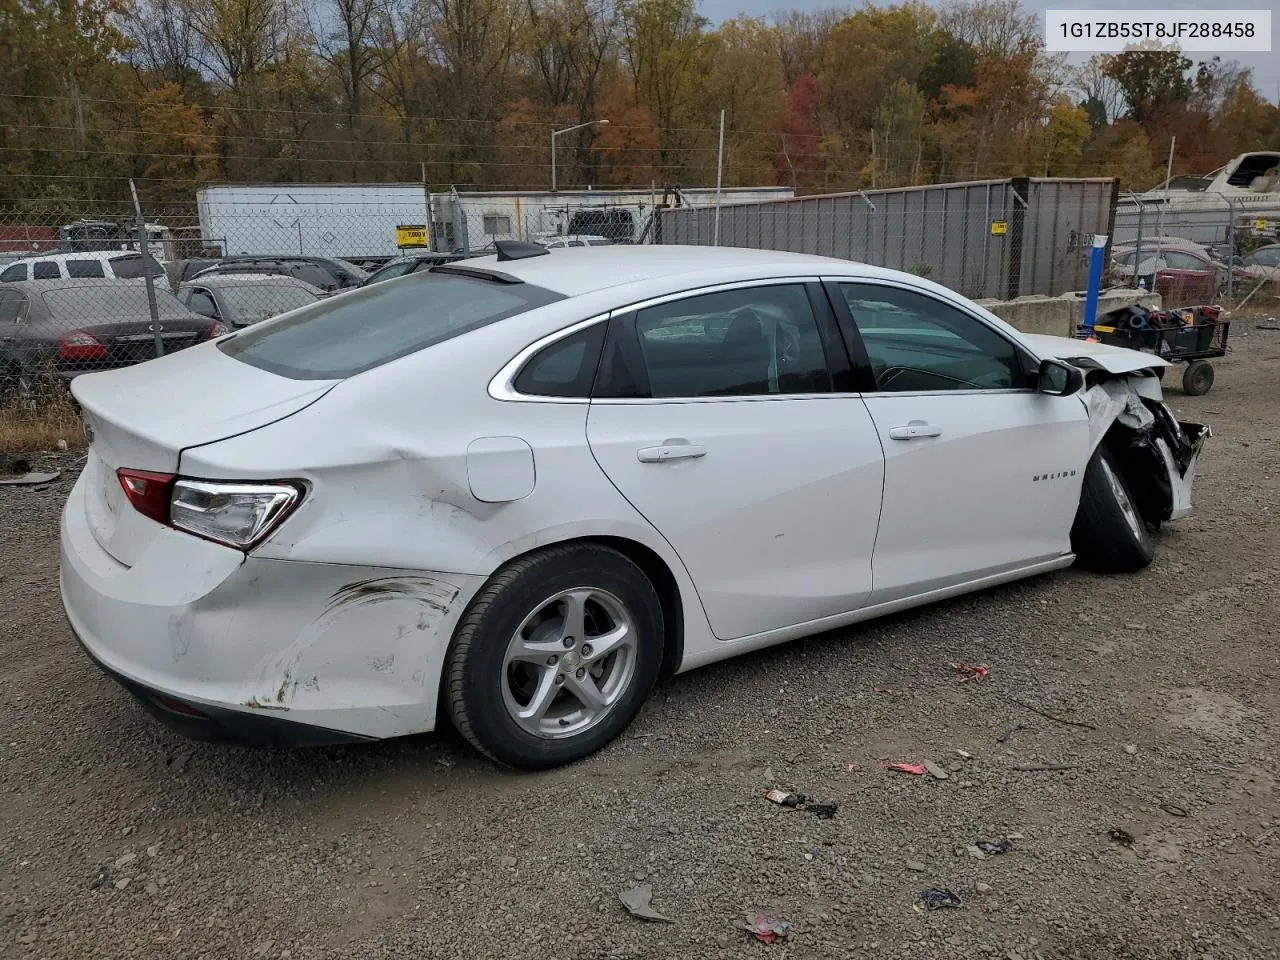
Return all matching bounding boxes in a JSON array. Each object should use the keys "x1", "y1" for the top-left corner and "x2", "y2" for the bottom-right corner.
[
  {"x1": 59, "y1": 331, "x2": 107, "y2": 361},
  {"x1": 170, "y1": 479, "x2": 304, "y2": 550},
  {"x1": 116, "y1": 469, "x2": 305, "y2": 550},
  {"x1": 208, "y1": 321, "x2": 229, "y2": 338},
  {"x1": 117, "y1": 469, "x2": 176, "y2": 525}
]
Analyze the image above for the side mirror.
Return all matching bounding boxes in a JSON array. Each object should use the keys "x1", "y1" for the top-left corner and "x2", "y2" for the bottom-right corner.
[{"x1": 1038, "y1": 358, "x2": 1084, "y2": 396}]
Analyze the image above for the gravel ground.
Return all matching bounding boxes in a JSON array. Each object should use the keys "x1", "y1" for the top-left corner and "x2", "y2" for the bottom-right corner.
[{"x1": 2, "y1": 324, "x2": 1279, "y2": 960}]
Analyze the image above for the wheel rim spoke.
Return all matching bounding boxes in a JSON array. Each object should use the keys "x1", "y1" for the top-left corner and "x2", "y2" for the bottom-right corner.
[
  {"x1": 513, "y1": 668, "x2": 558, "y2": 732},
  {"x1": 583, "y1": 623, "x2": 631, "y2": 663},
  {"x1": 565, "y1": 671, "x2": 610, "y2": 712},
  {"x1": 559, "y1": 590, "x2": 590, "y2": 645},
  {"x1": 508, "y1": 635, "x2": 564, "y2": 666}
]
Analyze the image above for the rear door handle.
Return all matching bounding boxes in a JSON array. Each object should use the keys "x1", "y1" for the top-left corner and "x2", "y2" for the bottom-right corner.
[
  {"x1": 637, "y1": 439, "x2": 707, "y2": 463},
  {"x1": 888, "y1": 420, "x2": 942, "y2": 441}
]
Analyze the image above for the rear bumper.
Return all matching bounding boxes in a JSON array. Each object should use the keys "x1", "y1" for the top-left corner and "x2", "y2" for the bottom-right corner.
[
  {"x1": 59, "y1": 469, "x2": 483, "y2": 742},
  {"x1": 70, "y1": 622, "x2": 371, "y2": 746}
]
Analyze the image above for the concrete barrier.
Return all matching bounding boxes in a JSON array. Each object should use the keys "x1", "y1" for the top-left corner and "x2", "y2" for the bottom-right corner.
[{"x1": 977, "y1": 288, "x2": 1162, "y2": 338}]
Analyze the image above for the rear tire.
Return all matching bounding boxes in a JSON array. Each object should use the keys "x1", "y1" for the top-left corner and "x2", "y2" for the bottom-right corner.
[
  {"x1": 444, "y1": 544, "x2": 663, "y2": 770},
  {"x1": 1182, "y1": 360, "x2": 1214, "y2": 396},
  {"x1": 1071, "y1": 446, "x2": 1155, "y2": 573}
]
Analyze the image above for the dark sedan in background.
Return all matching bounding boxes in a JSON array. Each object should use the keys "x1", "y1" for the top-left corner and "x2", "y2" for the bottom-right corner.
[{"x1": 0, "y1": 279, "x2": 222, "y2": 404}]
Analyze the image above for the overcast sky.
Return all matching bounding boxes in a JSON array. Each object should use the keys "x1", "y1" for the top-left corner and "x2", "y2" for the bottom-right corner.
[{"x1": 697, "y1": 0, "x2": 1280, "y2": 123}]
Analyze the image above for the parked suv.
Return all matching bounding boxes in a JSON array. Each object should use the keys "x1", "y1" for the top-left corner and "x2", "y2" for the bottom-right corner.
[
  {"x1": 192, "y1": 256, "x2": 368, "y2": 293},
  {"x1": 0, "y1": 251, "x2": 165, "y2": 283}
]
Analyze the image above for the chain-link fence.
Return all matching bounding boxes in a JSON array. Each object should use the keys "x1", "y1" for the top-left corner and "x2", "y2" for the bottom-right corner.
[
  {"x1": 3, "y1": 177, "x2": 1277, "y2": 435},
  {"x1": 1113, "y1": 193, "x2": 1280, "y2": 307}
]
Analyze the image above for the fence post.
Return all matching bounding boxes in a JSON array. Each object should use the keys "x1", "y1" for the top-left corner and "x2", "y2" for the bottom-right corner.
[
  {"x1": 1133, "y1": 196, "x2": 1145, "y2": 289},
  {"x1": 1005, "y1": 177, "x2": 1030, "y2": 300},
  {"x1": 1227, "y1": 198, "x2": 1235, "y2": 300},
  {"x1": 129, "y1": 179, "x2": 164, "y2": 360}
]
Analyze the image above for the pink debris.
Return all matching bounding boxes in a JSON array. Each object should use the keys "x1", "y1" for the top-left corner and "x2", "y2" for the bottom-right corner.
[
  {"x1": 954, "y1": 662, "x2": 990, "y2": 683},
  {"x1": 882, "y1": 762, "x2": 929, "y2": 775}
]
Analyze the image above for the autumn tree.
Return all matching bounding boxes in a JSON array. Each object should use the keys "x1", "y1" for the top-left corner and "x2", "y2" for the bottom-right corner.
[
  {"x1": 774, "y1": 74, "x2": 821, "y2": 190},
  {"x1": 700, "y1": 18, "x2": 785, "y2": 186},
  {"x1": 617, "y1": 0, "x2": 706, "y2": 174},
  {"x1": 1102, "y1": 51, "x2": 1192, "y2": 122},
  {"x1": 137, "y1": 82, "x2": 220, "y2": 192}
]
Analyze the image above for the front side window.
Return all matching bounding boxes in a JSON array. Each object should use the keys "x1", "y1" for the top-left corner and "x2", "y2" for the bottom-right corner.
[
  {"x1": 0, "y1": 291, "x2": 28, "y2": 323},
  {"x1": 186, "y1": 289, "x2": 220, "y2": 319},
  {"x1": 840, "y1": 283, "x2": 1027, "y2": 392},
  {"x1": 1163, "y1": 251, "x2": 1207, "y2": 271},
  {"x1": 0, "y1": 264, "x2": 26, "y2": 282},
  {"x1": 631, "y1": 285, "x2": 831, "y2": 399},
  {"x1": 1250, "y1": 247, "x2": 1280, "y2": 267},
  {"x1": 66, "y1": 259, "x2": 106, "y2": 278},
  {"x1": 220, "y1": 272, "x2": 563, "y2": 380}
]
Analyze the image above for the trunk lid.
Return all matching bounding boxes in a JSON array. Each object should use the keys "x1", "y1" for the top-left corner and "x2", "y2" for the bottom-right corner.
[
  {"x1": 72, "y1": 341, "x2": 336, "y2": 566},
  {"x1": 65, "y1": 318, "x2": 214, "y2": 369}
]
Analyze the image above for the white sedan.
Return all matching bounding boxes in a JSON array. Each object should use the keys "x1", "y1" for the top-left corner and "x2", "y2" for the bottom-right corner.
[{"x1": 59, "y1": 244, "x2": 1208, "y2": 768}]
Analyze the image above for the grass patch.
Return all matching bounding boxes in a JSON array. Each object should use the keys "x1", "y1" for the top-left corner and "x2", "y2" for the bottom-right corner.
[{"x1": 0, "y1": 398, "x2": 84, "y2": 455}]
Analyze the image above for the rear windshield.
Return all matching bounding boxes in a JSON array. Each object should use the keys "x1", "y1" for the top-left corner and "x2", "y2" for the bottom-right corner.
[
  {"x1": 218, "y1": 282, "x2": 320, "y2": 321},
  {"x1": 42, "y1": 285, "x2": 191, "y2": 320},
  {"x1": 219, "y1": 271, "x2": 563, "y2": 379}
]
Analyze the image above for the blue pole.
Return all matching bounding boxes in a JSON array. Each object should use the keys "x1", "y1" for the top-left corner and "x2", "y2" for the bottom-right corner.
[{"x1": 1081, "y1": 233, "x2": 1108, "y2": 338}]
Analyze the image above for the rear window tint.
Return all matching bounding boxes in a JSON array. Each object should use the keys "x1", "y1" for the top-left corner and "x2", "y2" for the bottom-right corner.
[{"x1": 219, "y1": 272, "x2": 563, "y2": 380}]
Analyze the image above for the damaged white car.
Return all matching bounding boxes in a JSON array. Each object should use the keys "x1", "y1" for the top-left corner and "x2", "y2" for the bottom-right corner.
[{"x1": 59, "y1": 245, "x2": 1208, "y2": 769}]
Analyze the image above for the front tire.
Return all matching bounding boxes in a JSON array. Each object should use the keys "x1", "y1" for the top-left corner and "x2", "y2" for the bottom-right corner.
[
  {"x1": 444, "y1": 544, "x2": 663, "y2": 770},
  {"x1": 1071, "y1": 446, "x2": 1155, "y2": 573}
]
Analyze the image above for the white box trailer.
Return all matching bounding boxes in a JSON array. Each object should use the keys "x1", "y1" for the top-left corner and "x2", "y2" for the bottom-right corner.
[
  {"x1": 437, "y1": 186, "x2": 795, "y2": 251},
  {"x1": 195, "y1": 184, "x2": 795, "y2": 259},
  {"x1": 196, "y1": 184, "x2": 434, "y2": 260}
]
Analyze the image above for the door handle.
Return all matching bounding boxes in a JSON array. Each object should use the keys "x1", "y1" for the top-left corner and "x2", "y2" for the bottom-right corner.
[
  {"x1": 636, "y1": 439, "x2": 707, "y2": 463},
  {"x1": 888, "y1": 420, "x2": 942, "y2": 441}
]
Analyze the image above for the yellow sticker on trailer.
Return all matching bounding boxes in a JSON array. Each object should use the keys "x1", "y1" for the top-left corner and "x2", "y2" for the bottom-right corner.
[
  {"x1": 990, "y1": 220, "x2": 1008, "y2": 236},
  {"x1": 396, "y1": 224, "x2": 429, "y2": 248},
  {"x1": 1256, "y1": 219, "x2": 1270, "y2": 231}
]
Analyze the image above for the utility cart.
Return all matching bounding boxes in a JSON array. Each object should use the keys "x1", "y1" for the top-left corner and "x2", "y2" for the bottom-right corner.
[{"x1": 1088, "y1": 304, "x2": 1231, "y2": 396}]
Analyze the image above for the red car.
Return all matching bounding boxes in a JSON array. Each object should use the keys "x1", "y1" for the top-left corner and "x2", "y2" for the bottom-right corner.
[{"x1": 1113, "y1": 245, "x2": 1251, "y2": 303}]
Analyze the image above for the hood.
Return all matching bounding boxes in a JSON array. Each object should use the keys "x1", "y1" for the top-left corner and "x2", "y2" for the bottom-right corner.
[{"x1": 1020, "y1": 333, "x2": 1171, "y2": 375}]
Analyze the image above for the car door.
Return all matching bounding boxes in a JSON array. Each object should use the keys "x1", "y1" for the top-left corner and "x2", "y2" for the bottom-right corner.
[
  {"x1": 585, "y1": 280, "x2": 886, "y2": 641},
  {"x1": 832, "y1": 280, "x2": 1089, "y2": 606},
  {"x1": 1156, "y1": 251, "x2": 1215, "y2": 302}
]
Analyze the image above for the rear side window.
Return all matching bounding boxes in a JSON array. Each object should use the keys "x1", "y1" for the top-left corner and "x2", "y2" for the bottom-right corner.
[
  {"x1": 220, "y1": 272, "x2": 563, "y2": 379},
  {"x1": 67, "y1": 259, "x2": 106, "y2": 278},
  {"x1": 32, "y1": 262, "x2": 60, "y2": 279},
  {"x1": 513, "y1": 325, "x2": 605, "y2": 397}
]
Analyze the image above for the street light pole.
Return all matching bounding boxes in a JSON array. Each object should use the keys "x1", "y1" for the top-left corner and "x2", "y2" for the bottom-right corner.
[{"x1": 551, "y1": 119, "x2": 609, "y2": 192}]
